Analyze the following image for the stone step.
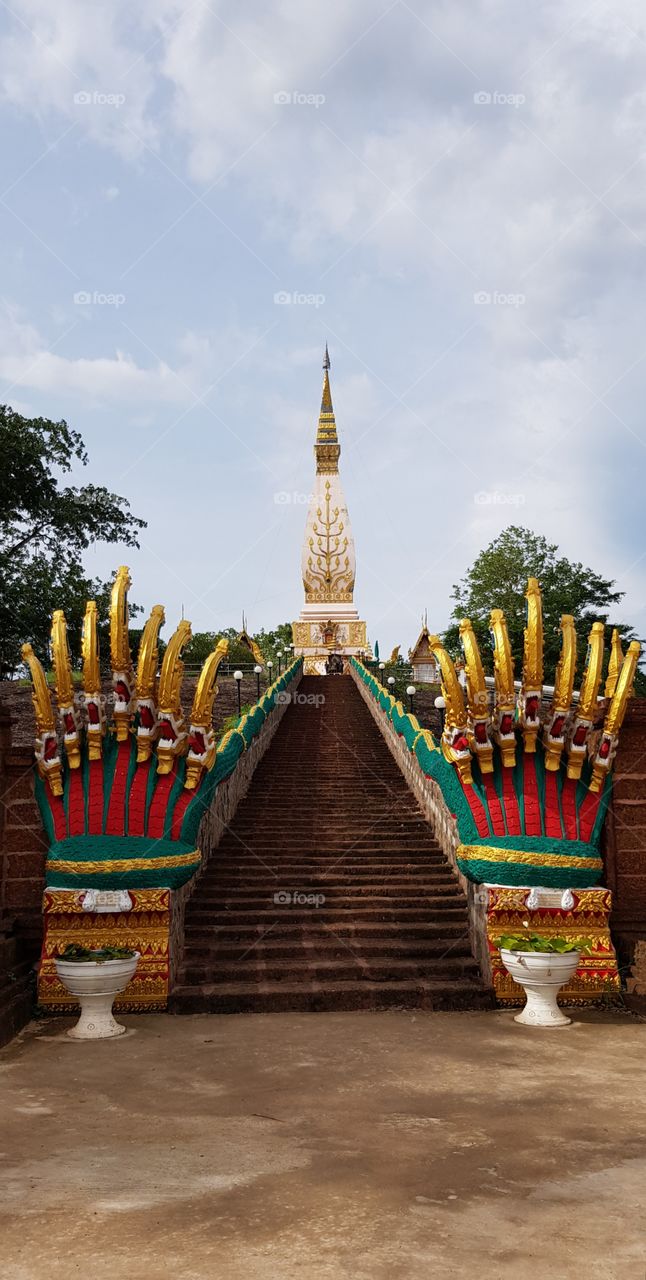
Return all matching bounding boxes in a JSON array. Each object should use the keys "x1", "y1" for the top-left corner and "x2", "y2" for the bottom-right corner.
[
  {"x1": 173, "y1": 673, "x2": 488, "y2": 1014},
  {"x1": 170, "y1": 976, "x2": 494, "y2": 1014},
  {"x1": 184, "y1": 919, "x2": 469, "y2": 942},
  {"x1": 185, "y1": 906, "x2": 469, "y2": 926},
  {"x1": 188, "y1": 886, "x2": 464, "y2": 907},
  {"x1": 182, "y1": 933, "x2": 473, "y2": 961},
  {"x1": 180, "y1": 954, "x2": 481, "y2": 984}
]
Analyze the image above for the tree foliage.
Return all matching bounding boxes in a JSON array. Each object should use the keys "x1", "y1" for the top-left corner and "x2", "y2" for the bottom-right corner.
[
  {"x1": 182, "y1": 624, "x2": 294, "y2": 670},
  {"x1": 0, "y1": 406, "x2": 145, "y2": 679},
  {"x1": 444, "y1": 526, "x2": 644, "y2": 693}
]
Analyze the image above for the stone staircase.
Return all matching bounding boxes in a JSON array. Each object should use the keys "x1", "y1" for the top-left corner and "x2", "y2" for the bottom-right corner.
[{"x1": 171, "y1": 676, "x2": 493, "y2": 1013}]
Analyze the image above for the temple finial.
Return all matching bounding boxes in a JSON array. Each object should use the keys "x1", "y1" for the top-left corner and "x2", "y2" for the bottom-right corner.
[{"x1": 316, "y1": 349, "x2": 338, "y2": 468}]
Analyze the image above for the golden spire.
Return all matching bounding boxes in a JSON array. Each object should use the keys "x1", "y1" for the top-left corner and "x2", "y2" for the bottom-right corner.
[{"x1": 315, "y1": 345, "x2": 340, "y2": 473}]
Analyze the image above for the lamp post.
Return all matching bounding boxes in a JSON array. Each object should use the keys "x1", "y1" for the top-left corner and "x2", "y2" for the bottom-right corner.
[
  {"x1": 254, "y1": 664, "x2": 262, "y2": 699},
  {"x1": 378, "y1": 661, "x2": 386, "y2": 686},
  {"x1": 406, "y1": 684, "x2": 416, "y2": 715},
  {"x1": 434, "y1": 694, "x2": 446, "y2": 734},
  {"x1": 276, "y1": 649, "x2": 283, "y2": 676},
  {"x1": 233, "y1": 669, "x2": 243, "y2": 716},
  {"x1": 267, "y1": 660, "x2": 273, "y2": 686},
  {"x1": 387, "y1": 675, "x2": 396, "y2": 696}
]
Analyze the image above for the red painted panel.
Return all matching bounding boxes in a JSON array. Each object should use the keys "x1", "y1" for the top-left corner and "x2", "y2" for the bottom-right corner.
[
  {"x1": 561, "y1": 778, "x2": 578, "y2": 840},
  {"x1": 105, "y1": 742, "x2": 131, "y2": 836},
  {"x1": 544, "y1": 771, "x2": 563, "y2": 839},
  {"x1": 67, "y1": 768, "x2": 85, "y2": 837},
  {"x1": 579, "y1": 789, "x2": 602, "y2": 843},
  {"x1": 127, "y1": 760, "x2": 151, "y2": 836},
  {"x1": 501, "y1": 768, "x2": 522, "y2": 835},
  {"x1": 483, "y1": 774, "x2": 506, "y2": 837},
  {"x1": 523, "y1": 757, "x2": 543, "y2": 836},
  {"x1": 146, "y1": 769, "x2": 176, "y2": 838},
  {"x1": 87, "y1": 760, "x2": 104, "y2": 836},
  {"x1": 461, "y1": 778, "x2": 491, "y2": 838}
]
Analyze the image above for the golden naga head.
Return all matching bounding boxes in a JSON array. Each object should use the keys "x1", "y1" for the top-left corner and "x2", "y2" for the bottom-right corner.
[
  {"x1": 156, "y1": 619, "x2": 192, "y2": 775},
  {"x1": 50, "y1": 610, "x2": 81, "y2": 770},
  {"x1": 414, "y1": 581, "x2": 640, "y2": 790},
  {"x1": 542, "y1": 615, "x2": 577, "y2": 772},
  {"x1": 21, "y1": 569, "x2": 234, "y2": 795},
  {"x1": 590, "y1": 640, "x2": 641, "y2": 791},
  {"x1": 134, "y1": 605, "x2": 165, "y2": 763},
  {"x1": 81, "y1": 601, "x2": 106, "y2": 761},
  {"x1": 489, "y1": 609, "x2": 516, "y2": 768},
  {"x1": 185, "y1": 638, "x2": 229, "y2": 790},
  {"x1": 565, "y1": 622, "x2": 605, "y2": 780},
  {"x1": 20, "y1": 643, "x2": 63, "y2": 796},
  {"x1": 458, "y1": 619, "x2": 493, "y2": 773},
  {"x1": 110, "y1": 566, "x2": 134, "y2": 742},
  {"x1": 604, "y1": 629, "x2": 624, "y2": 699},
  {"x1": 517, "y1": 577, "x2": 543, "y2": 754},
  {"x1": 428, "y1": 634, "x2": 473, "y2": 785}
]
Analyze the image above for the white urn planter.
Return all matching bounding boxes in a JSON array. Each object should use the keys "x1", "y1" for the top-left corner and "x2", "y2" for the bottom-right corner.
[
  {"x1": 55, "y1": 952, "x2": 139, "y2": 1040},
  {"x1": 500, "y1": 948, "x2": 580, "y2": 1028}
]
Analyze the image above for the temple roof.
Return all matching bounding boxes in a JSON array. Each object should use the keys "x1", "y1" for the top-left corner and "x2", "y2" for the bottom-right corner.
[{"x1": 409, "y1": 622, "x2": 436, "y2": 663}]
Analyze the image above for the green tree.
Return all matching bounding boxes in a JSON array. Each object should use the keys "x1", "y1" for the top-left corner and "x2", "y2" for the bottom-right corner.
[
  {"x1": 182, "y1": 631, "x2": 219, "y2": 667},
  {"x1": 179, "y1": 625, "x2": 295, "y2": 672},
  {"x1": 253, "y1": 623, "x2": 294, "y2": 665},
  {"x1": 0, "y1": 406, "x2": 145, "y2": 678},
  {"x1": 444, "y1": 526, "x2": 644, "y2": 693}
]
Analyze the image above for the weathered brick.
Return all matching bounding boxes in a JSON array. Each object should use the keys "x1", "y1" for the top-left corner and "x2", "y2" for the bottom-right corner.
[
  {"x1": 6, "y1": 852, "x2": 46, "y2": 879},
  {"x1": 4, "y1": 880, "x2": 43, "y2": 909},
  {"x1": 4, "y1": 825, "x2": 48, "y2": 854},
  {"x1": 1, "y1": 770, "x2": 36, "y2": 802}
]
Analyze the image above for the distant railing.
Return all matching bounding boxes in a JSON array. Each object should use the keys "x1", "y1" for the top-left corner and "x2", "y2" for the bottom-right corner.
[{"x1": 183, "y1": 660, "x2": 288, "y2": 680}]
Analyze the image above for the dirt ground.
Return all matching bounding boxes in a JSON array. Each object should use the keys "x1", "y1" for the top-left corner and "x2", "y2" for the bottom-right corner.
[{"x1": 1, "y1": 1008, "x2": 645, "y2": 1280}]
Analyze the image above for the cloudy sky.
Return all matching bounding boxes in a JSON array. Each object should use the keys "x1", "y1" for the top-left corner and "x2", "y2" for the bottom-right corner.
[{"x1": 1, "y1": 1, "x2": 645, "y2": 654}]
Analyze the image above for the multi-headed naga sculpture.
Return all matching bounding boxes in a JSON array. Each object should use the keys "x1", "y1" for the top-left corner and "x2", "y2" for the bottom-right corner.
[
  {"x1": 20, "y1": 567, "x2": 236, "y2": 890},
  {"x1": 355, "y1": 578, "x2": 639, "y2": 888}
]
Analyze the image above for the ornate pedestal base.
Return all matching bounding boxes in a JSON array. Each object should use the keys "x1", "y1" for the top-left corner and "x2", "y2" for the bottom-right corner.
[
  {"x1": 293, "y1": 615, "x2": 368, "y2": 675},
  {"x1": 40, "y1": 889, "x2": 171, "y2": 1012},
  {"x1": 486, "y1": 887, "x2": 620, "y2": 1005}
]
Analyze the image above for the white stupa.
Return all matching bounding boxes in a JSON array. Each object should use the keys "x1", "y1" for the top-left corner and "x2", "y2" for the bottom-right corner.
[{"x1": 292, "y1": 348, "x2": 368, "y2": 674}]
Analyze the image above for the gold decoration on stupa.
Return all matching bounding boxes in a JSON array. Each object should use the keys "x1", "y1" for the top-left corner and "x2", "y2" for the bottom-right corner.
[{"x1": 304, "y1": 479, "x2": 354, "y2": 603}]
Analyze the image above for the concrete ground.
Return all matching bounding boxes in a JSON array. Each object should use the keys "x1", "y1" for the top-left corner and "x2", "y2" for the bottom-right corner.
[{"x1": 1, "y1": 1010, "x2": 645, "y2": 1280}]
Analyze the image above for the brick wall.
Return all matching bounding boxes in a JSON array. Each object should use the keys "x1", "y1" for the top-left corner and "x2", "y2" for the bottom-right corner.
[
  {"x1": 603, "y1": 699, "x2": 646, "y2": 966},
  {"x1": 0, "y1": 705, "x2": 45, "y2": 957}
]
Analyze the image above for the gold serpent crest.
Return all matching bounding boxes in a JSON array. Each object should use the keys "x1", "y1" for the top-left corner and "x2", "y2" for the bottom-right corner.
[
  {"x1": 426, "y1": 579, "x2": 639, "y2": 791},
  {"x1": 22, "y1": 567, "x2": 232, "y2": 792}
]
